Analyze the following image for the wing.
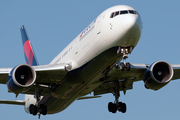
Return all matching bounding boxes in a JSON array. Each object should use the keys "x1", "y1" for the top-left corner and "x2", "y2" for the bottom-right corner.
[
  {"x1": 0, "y1": 68, "x2": 11, "y2": 84},
  {"x1": 0, "y1": 63, "x2": 68, "y2": 96},
  {"x1": 93, "y1": 62, "x2": 180, "y2": 96},
  {"x1": 171, "y1": 64, "x2": 180, "y2": 80},
  {"x1": 0, "y1": 25, "x2": 69, "y2": 97},
  {"x1": 93, "y1": 63, "x2": 148, "y2": 96}
]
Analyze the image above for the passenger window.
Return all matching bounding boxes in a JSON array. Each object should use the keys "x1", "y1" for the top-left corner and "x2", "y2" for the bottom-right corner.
[
  {"x1": 120, "y1": 10, "x2": 128, "y2": 15},
  {"x1": 110, "y1": 12, "x2": 114, "y2": 18}
]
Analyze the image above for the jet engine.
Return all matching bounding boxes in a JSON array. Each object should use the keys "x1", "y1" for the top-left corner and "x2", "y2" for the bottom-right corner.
[
  {"x1": 143, "y1": 61, "x2": 173, "y2": 90},
  {"x1": 6, "y1": 64, "x2": 36, "y2": 94}
]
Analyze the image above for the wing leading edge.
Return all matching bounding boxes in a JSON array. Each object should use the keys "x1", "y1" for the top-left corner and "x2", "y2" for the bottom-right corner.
[
  {"x1": 0, "y1": 63, "x2": 68, "y2": 96},
  {"x1": 0, "y1": 25, "x2": 69, "y2": 97}
]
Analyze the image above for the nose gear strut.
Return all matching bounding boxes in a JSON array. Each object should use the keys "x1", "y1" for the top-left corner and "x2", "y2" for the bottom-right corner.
[{"x1": 118, "y1": 47, "x2": 132, "y2": 71}]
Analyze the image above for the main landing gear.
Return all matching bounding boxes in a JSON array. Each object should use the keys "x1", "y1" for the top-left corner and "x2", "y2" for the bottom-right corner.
[
  {"x1": 29, "y1": 104, "x2": 47, "y2": 116},
  {"x1": 29, "y1": 85, "x2": 47, "y2": 118},
  {"x1": 108, "y1": 81, "x2": 126, "y2": 114},
  {"x1": 108, "y1": 47, "x2": 132, "y2": 114}
]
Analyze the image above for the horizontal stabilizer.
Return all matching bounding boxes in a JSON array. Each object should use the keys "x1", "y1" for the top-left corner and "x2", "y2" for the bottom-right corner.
[{"x1": 0, "y1": 100, "x2": 25, "y2": 105}]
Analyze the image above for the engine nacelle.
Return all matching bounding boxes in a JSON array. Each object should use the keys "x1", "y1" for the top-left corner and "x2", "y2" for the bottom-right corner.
[
  {"x1": 144, "y1": 61, "x2": 173, "y2": 90},
  {"x1": 6, "y1": 64, "x2": 36, "y2": 94}
]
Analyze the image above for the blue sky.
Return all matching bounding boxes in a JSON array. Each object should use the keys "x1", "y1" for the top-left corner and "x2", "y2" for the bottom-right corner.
[{"x1": 1, "y1": 0, "x2": 180, "y2": 120}]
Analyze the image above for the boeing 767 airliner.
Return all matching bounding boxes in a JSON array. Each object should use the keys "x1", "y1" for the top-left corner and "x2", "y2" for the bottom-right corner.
[{"x1": 0, "y1": 5, "x2": 179, "y2": 118}]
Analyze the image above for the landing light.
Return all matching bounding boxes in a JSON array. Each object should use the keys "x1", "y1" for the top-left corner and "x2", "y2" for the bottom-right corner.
[{"x1": 120, "y1": 48, "x2": 124, "y2": 53}]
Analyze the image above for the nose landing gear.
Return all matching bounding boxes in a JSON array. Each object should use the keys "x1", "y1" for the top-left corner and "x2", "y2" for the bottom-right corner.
[
  {"x1": 120, "y1": 62, "x2": 130, "y2": 71},
  {"x1": 118, "y1": 47, "x2": 132, "y2": 71}
]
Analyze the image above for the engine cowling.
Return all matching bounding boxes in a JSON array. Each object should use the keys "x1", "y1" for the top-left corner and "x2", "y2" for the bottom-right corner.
[
  {"x1": 144, "y1": 61, "x2": 173, "y2": 90},
  {"x1": 6, "y1": 64, "x2": 36, "y2": 94}
]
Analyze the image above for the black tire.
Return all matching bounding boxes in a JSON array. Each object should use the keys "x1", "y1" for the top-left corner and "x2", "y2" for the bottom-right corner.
[
  {"x1": 121, "y1": 103, "x2": 127, "y2": 113},
  {"x1": 111, "y1": 103, "x2": 117, "y2": 113},
  {"x1": 29, "y1": 104, "x2": 38, "y2": 116},
  {"x1": 120, "y1": 63, "x2": 125, "y2": 71},
  {"x1": 126, "y1": 63, "x2": 130, "y2": 71},
  {"x1": 40, "y1": 104, "x2": 47, "y2": 115},
  {"x1": 29, "y1": 104, "x2": 34, "y2": 114},
  {"x1": 118, "y1": 102, "x2": 126, "y2": 113},
  {"x1": 108, "y1": 102, "x2": 113, "y2": 112}
]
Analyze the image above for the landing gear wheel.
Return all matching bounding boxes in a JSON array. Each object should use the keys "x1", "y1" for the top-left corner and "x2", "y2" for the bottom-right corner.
[
  {"x1": 118, "y1": 102, "x2": 126, "y2": 113},
  {"x1": 108, "y1": 102, "x2": 117, "y2": 113},
  {"x1": 126, "y1": 62, "x2": 130, "y2": 71},
  {"x1": 121, "y1": 103, "x2": 126, "y2": 113},
  {"x1": 112, "y1": 103, "x2": 117, "y2": 113},
  {"x1": 32, "y1": 84, "x2": 48, "y2": 118},
  {"x1": 39, "y1": 104, "x2": 47, "y2": 115},
  {"x1": 108, "y1": 102, "x2": 113, "y2": 112},
  {"x1": 29, "y1": 104, "x2": 38, "y2": 116},
  {"x1": 120, "y1": 63, "x2": 125, "y2": 71}
]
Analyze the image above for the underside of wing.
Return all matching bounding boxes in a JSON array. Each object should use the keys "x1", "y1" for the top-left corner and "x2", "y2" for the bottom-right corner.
[
  {"x1": 93, "y1": 63, "x2": 148, "y2": 96},
  {"x1": 34, "y1": 64, "x2": 68, "y2": 84},
  {"x1": 171, "y1": 64, "x2": 180, "y2": 80},
  {"x1": 0, "y1": 68, "x2": 11, "y2": 84},
  {"x1": 1, "y1": 63, "x2": 68, "y2": 97},
  {"x1": 93, "y1": 61, "x2": 180, "y2": 96}
]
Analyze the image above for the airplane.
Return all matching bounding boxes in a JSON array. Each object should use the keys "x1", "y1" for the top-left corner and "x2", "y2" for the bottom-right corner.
[{"x1": 0, "y1": 4, "x2": 179, "y2": 118}]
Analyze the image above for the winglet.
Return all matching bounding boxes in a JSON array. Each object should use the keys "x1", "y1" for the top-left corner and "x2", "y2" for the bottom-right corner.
[{"x1": 20, "y1": 25, "x2": 39, "y2": 66}]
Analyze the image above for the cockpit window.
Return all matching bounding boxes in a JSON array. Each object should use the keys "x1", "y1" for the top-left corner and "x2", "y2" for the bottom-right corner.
[
  {"x1": 114, "y1": 11, "x2": 120, "y2": 17},
  {"x1": 120, "y1": 10, "x2": 128, "y2": 15},
  {"x1": 110, "y1": 12, "x2": 114, "y2": 18},
  {"x1": 128, "y1": 10, "x2": 134, "y2": 14},
  {"x1": 128, "y1": 10, "x2": 138, "y2": 15},
  {"x1": 110, "y1": 10, "x2": 138, "y2": 18}
]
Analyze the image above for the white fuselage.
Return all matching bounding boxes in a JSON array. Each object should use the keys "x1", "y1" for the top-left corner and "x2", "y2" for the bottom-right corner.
[
  {"x1": 50, "y1": 5, "x2": 142, "y2": 70},
  {"x1": 25, "y1": 5, "x2": 142, "y2": 114}
]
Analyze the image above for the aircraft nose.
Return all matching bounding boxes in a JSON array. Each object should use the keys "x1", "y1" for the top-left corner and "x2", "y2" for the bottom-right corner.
[{"x1": 122, "y1": 15, "x2": 142, "y2": 32}]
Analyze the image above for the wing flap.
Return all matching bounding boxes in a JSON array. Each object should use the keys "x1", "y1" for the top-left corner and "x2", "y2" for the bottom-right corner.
[
  {"x1": 94, "y1": 80, "x2": 133, "y2": 96},
  {"x1": 8, "y1": 84, "x2": 52, "y2": 97}
]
